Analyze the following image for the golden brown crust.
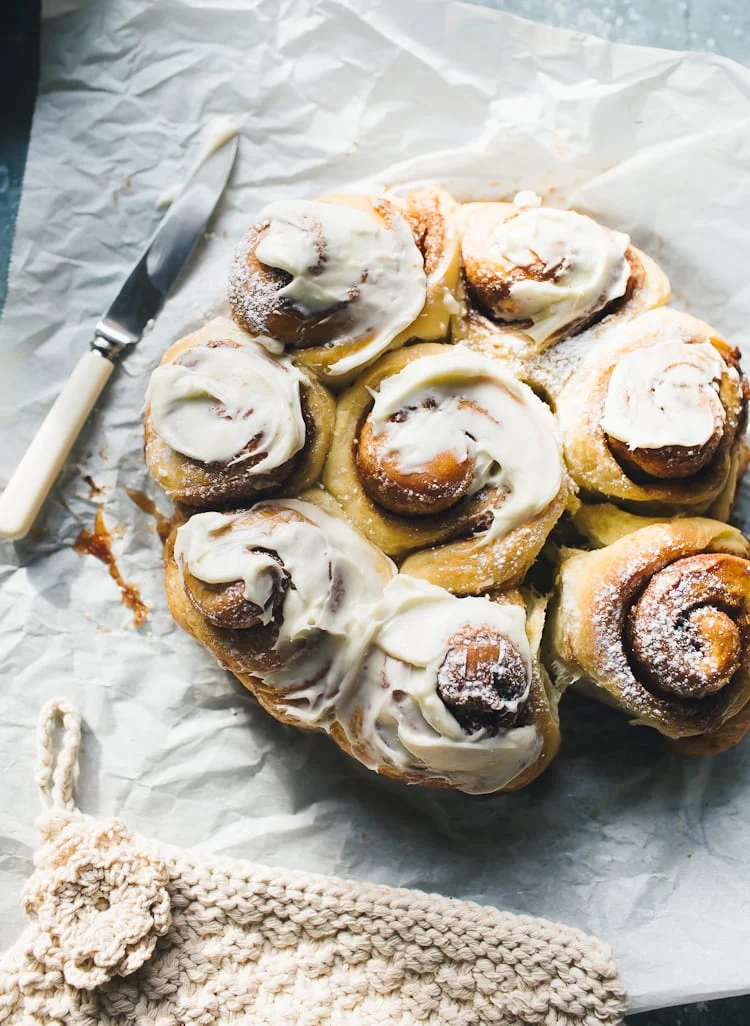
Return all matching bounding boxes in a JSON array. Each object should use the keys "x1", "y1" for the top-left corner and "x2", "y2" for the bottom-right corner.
[
  {"x1": 356, "y1": 413, "x2": 475, "y2": 516},
  {"x1": 393, "y1": 187, "x2": 461, "y2": 341},
  {"x1": 626, "y1": 553, "x2": 746, "y2": 699},
  {"x1": 398, "y1": 485, "x2": 570, "y2": 595},
  {"x1": 144, "y1": 318, "x2": 335, "y2": 509},
  {"x1": 572, "y1": 503, "x2": 671, "y2": 549},
  {"x1": 183, "y1": 574, "x2": 266, "y2": 631},
  {"x1": 547, "y1": 509, "x2": 750, "y2": 740},
  {"x1": 607, "y1": 433, "x2": 722, "y2": 481},
  {"x1": 555, "y1": 309, "x2": 748, "y2": 517},
  {"x1": 322, "y1": 341, "x2": 570, "y2": 593},
  {"x1": 668, "y1": 701, "x2": 750, "y2": 758}
]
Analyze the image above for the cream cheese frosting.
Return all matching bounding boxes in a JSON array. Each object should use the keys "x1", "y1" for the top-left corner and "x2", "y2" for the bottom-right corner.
[
  {"x1": 367, "y1": 346, "x2": 563, "y2": 539},
  {"x1": 601, "y1": 340, "x2": 728, "y2": 451},
  {"x1": 336, "y1": 575, "x2": 542, "y2": 794},
  {"x1": 512, "y1": 190, "x2": 542, "y2": 210},
  {"x1": 147, "y1": 339, "x2": 306, "y2": 468},
  {"x1": 254, "y1": 198, "x2": 427, "y2": 374},
  {"x1": 488, "y1": 205, "x2": 630, "y2": 344},
  {"x1": 174, "y1": 500, "x2": 395, "y2": 721},
  {"x1": 156, "y1": 115, "x2": 239, "y2": 210},
  {"x1": 175, "y1": 508, "x2": 545, "y2": 787}
]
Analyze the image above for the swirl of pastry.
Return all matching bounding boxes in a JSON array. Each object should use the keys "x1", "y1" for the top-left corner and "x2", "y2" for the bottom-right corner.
[
  {"x1": 626, "y1": 554, "x2": 746, "y2": 700},
  {"x1": 323, "y1": 342, "x2": 568, "y2": 594},
  {"x1": 459, "y1": 195, "x2": 631, "y2": 343},
  {"x1": 556, "y1": 308, "x2": 748, "y2": 518},
  {"x1": 228, "y1": 194, "x2": 428, "y2": 382},
  {"x1": 547, "y1": 505, "x2": 750, "y2": 746},
  {"x1": 393, "y1": 187, "x2": 462, "y2": 341},
  {"x1": 144, "y1": 318, "x2": 335, "y2": 508},
  {"x1": 602, "y1": 341, "x2": 726, "y2": 479},
  {"x1": 453, "y1": 195, "x2": 670, "y2": 387},
  {"x1": 165, "y1": 492, "x2": 395, "y2": 726},
  {"x1": 331, "y1": 575, "x2": 560, "y2": 794}
]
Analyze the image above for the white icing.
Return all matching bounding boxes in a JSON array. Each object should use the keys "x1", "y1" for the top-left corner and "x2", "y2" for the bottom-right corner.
[
  {"x1": 441, "y1": 286, "x2": 462, "y2": 316},
  {"x1": 156, "y1": 183, "x2": 182, "y2": 211},
  {"x1": 336, "y1": 576, "x2": 542, "y2": 795},
  {"x1": 147, "y1": 338, "x2": 306, "y2": 468},
  {"x1": 175, "y1": 507, "x2": 546, "y2": 788},
  {"x1": 488, "y1": 207, "x2": 630, "y2": 343},
  {"x1": 601, "y1": 341, "x2": 727, "y2": 450},
  {"x1": 155, "y1": 115, "x2": 239, "y2": 210},
  {"x1": 174, "y1": 501, "x2": 395, "y2": 721},
  {"x1": 254, "y1": 198, "x2": 427, "y2": 374},
  {"x1": 367, "y1": 346, "x2": 563, "y2": 539},
  {"x1": 195, "y1": 114, "x2": 239, "y2": 165},
  {"x1": 513, "y1": 190, "x2": 542, "y2": 210}
]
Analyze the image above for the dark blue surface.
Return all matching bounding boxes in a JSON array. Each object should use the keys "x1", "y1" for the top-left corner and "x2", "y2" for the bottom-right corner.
[
  {"x1": 0, "y1": 0, "x2": 39, "y2": 312},
  {"x1": 1, "y1": 2, "x2": 747, "y2": 1022},
  {"x1": 630, "y1": 1000, "x2": 749, "y2": 1025}
]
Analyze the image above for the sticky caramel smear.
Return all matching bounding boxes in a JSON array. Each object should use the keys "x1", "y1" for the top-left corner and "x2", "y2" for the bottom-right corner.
[
  {"x1": 82, "y1": 474, "x2": 104, "y2": 499},
  {"x1": 125, "y1": 488, "x2": 173, "y2": 544},
  {"x1": 74, "y1": 507, "x2": 149, "y2": 628}
]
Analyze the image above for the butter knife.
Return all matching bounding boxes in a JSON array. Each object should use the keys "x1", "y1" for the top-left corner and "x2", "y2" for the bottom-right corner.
[{"x1": 0, "y1": 132, "x2": 238, "y2": 541}]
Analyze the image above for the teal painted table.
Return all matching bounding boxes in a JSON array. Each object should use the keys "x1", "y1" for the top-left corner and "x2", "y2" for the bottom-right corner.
[{"x1": 1, "y1": 2, "x2": 748, "y2": 1022}]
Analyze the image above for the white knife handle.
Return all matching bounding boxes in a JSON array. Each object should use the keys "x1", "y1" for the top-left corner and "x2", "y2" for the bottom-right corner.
[{"x1": 0, "y1": 349, "x2": 115, "y2": 541}]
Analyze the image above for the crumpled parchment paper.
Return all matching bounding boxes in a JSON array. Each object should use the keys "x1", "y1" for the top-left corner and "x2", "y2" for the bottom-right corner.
[{"x1": 3, "y1": 0, "x2": 750, "y2": 1012}]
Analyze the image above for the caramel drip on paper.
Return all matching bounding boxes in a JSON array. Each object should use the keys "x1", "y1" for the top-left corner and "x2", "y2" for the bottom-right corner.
[
  {"x1": 74, "y1": 507, "x2": 149, "y2": 628},
  {"x1": 126, "y1": 488, "x2": 174, "y2": 544}
]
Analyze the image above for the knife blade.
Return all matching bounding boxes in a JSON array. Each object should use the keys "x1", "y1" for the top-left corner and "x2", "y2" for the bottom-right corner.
[
  {"x1": 95, "y1": 133, "x2": 238, "y2": 353},
  {"x1": 0, "y1": 131, "x2": 238, "y2": 541}
]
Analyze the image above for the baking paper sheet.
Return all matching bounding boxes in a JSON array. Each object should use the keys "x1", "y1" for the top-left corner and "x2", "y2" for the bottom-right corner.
[{"x1": 3, "y1": 0, "x2": 750, "y2": 1011}]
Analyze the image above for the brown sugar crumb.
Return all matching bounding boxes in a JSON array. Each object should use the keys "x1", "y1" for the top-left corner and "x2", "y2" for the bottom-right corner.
[{"x1": 74, "y1": 507, "x2": 149, "y2": 628}]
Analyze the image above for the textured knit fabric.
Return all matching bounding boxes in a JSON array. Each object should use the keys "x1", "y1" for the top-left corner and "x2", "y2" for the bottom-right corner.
[{"x1": 0, "y1": 700, "x2": 628, "y2": 1026}]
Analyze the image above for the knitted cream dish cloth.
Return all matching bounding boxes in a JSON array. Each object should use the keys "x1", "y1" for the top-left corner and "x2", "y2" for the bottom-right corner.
[{"x1": 0, "y1": 700, "x2": 627, "y2": 1026}]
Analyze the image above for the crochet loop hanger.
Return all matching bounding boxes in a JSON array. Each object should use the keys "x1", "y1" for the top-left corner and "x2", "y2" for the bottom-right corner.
[
  {"x1": 36, "y1": 697, "x2": 82, "y2": 813},
  {"x1": 0, "y1": 700, "x2": 628, "y2": 1025}
]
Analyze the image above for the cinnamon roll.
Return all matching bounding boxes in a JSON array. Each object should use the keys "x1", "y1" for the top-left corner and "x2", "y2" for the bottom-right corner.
[
  {"x1": 145, "y1": 317, "x2": 335, "y2": 508},
  {"x1": 547, "y1": 506, "x2": 750, "y2": 746},
  {"x1": 323, "y1": 342, "x2": 569, "y2": 593},
  {"x1": 164, "y1": 491, "x2": 396, "y2": 728},
  {"x1": 393, "y1": 187, "x2": 462, "y2": 341},
  {"x1": 454, "y1": 192, "x2": 670, "y2": 379},
  {"x1": 332, "y1": 575, "x2": 560, "y2": 793},
  {"x1": 556, "y1": 309, "x2": 749, "y2": 518},
  {"x1": 228, "y1": 193, "x2": 433, "y2": 382}
]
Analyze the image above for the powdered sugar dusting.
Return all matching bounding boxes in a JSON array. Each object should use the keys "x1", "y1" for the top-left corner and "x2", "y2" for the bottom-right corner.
[
  {"x1": 564, "y1": 527, "x2": 750, "y2": 727},
  {"x1": 227, "y1": 197, "x2": 427, "y2": 377}
]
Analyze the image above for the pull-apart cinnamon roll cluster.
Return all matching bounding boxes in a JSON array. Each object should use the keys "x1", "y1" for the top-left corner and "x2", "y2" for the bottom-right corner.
[{"x1": 144, "y1": 185, "x2": 750, "y2": 792}]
